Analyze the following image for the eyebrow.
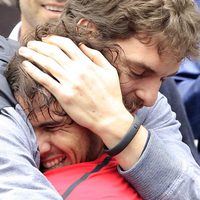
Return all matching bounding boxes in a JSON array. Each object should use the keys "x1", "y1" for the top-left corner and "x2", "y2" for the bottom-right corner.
[
  {"x1": 125, "y1": 59, "x2": 156, "y2": 73},
  {"x1": 34, "y1": 119, "x2": 63, "y2": 128},
  {"x1": 125, "y1": 59, "x2": 178, "y2": 77}
]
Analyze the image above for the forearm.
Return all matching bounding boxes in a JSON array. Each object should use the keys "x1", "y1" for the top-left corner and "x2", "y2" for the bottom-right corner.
[{"x1": 119, "y1": 132, "x2": 200, "y2": 200}]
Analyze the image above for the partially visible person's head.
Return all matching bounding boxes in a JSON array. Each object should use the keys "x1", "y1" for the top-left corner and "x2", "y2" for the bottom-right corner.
[{"x1": 18, "y1": 0, "x2": 68, "y2": 39}]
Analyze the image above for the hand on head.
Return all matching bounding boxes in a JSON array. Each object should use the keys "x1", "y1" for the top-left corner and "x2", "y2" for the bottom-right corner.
[{"x1": 19, "y1": 36, "x2": 133, "y2": 143}]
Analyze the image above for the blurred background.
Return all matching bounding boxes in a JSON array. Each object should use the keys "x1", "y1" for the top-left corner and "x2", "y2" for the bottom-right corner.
[{"x1": 0, "y1": 0, "x2": 20, "y2": 37}]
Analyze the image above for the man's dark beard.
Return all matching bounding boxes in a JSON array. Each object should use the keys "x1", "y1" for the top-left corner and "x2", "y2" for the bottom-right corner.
[{"x1": 123, "y1": 94, "x2": 143, "y2": 114}]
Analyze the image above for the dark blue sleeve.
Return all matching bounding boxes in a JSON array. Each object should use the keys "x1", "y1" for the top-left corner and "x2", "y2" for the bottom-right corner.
[
  {"x1": 160, "y1": 77, "x2": 200, "y2": 165},
  {"x1": 0, "y1": 35, "x2": 19, "y2": 109},
  {"x1": 0, "y1": 35, "x2": 19, "y2": 73},
  {"x1": 174, "y1": 59, "x2": 200, "y2": 140}
]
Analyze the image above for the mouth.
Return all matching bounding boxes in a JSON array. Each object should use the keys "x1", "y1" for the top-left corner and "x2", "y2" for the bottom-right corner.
[
  {"x1": 41, "y1": 154, "x2": 66, "y2": 170},
  {"x1": 42, "y1": 4, "x2": 65, "y2": 13}
]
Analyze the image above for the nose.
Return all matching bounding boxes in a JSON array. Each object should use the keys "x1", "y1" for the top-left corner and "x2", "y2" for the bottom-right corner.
[
  {"x1": 36, "y1": 132, "x2": 52, "y2": 157},
  {"x1": 135, "y1": 77, "x2": 161, "y2": 107},
  {"x1": 39, "y1": 142, "x2": 51, "y2": 157}
]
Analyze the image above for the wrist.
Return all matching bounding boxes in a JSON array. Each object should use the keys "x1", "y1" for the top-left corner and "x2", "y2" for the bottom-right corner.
[
  {"x1": 96, "y1": 109, "x2": 134, "y2": 148},
  {"x1": 115, "y1": 126, "x2": 148, "y2": 170},
  {"x1": 104, "y1": 115, "x2": 142, "y2": 157}
]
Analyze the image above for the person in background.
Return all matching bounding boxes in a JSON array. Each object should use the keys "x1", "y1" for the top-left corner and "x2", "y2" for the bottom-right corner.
[
  {"x1": 9, "y1": 0, "x2": 68, "y2": 41},
  {"x1": 160, "y1": 77, "x2": 200, "y2": 163},
  {"x1": 174, "y1": 57, "x2": 200, "y2": 150},
  {"x1": 0, "y1": 0, "x2": 20, "y2": 37},
  {"x1": 0, "y1": 0, "x2": 16, "y2": 6}
]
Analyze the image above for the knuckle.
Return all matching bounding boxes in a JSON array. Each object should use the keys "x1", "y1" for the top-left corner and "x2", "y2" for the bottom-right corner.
[
  {"x1": 73, "y1": 81, "x2": 82, "y2": 91},
  {"x1": 61, "y1": 93, "x2": 71, "y2": 103},
  {"x1": 63, "y1": 91, "x2": 75, "y2": 104}
]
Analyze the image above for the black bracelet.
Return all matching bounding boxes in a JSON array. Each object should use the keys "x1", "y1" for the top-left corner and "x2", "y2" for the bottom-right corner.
[{"x1": 104, "y1": 115, "x2": 141, "y2": 157}]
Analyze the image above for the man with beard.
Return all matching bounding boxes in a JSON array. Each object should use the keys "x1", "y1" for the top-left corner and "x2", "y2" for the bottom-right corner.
[{"x1": 1, "y1": 0, "x2": 200, "y2": 199}]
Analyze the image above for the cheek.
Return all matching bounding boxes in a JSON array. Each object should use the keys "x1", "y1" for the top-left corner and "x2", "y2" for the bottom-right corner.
[
  {"x1": 119, "y1": 73, "x2": 136, "y2": 95},
  {"x1": 54, "y1": 127, "x2": 91, "y2": 149},
  {"x1": 119, "y1": 74, "x2": 144, "y2": 111}
]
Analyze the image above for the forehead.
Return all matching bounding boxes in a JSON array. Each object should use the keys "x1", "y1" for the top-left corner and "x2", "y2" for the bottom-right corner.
[
  {"x1": 30, "y1": 109, "x2": 59, "y2": 127},
  {"x1": 116, "y1": 36, "x2": 180, "y2": 77},
  {"x1": 29, "y1": 103, "x2": 69, "y2": 127}
]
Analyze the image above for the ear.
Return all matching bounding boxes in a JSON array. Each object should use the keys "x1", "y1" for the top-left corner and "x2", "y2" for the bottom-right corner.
[
  {"x1": 77, "y1": 18, "x2": 97, "y2": 30},
  {"x1": 76, "y1": 18, "x2": 99, "y2": 37}
]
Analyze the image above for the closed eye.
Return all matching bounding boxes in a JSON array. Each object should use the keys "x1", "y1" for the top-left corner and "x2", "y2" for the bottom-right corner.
[
  {"x1": 41, "y1": 118, "x2": 74, "y2": 132},
  {"x1": 44, "y1": 124, "x2": 61, "y2": 131},
  {"x1": 129, "y1": 71, "x2": 144, "y2": 78}
]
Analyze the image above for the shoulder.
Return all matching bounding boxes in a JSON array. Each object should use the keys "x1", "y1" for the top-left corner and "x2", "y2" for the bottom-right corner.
[
  {"x1": 0, "y1": 35, "x2": 19, "y2": 65},
  {"x1": 0, "y1": 105, "x2": 38, "y2": 162},
  {"x1": 138, "y1": 92, "x2": 172, "y2": 121},
  {"x1": 137, "y1": 92, "x2": 181, "y2": 137}
]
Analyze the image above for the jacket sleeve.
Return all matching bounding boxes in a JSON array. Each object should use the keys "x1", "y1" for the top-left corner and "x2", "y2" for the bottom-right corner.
[
  {"x1": 119, "y1": 93, "x2": 200, "y2": 200},
  {"x1": 0, "y1": 106, "x2": 63, "y2": 200},
  {"x1": 174, "y1": 59, "x2": 200, "y2": 139},
  {"x1": 0, "y1": 35, "x2": 19, "y2": 69}
]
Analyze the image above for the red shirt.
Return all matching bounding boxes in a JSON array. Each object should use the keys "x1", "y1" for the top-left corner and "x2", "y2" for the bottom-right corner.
[{"x1": 45, "y1": 154, "x2": 142, "y2": 200}]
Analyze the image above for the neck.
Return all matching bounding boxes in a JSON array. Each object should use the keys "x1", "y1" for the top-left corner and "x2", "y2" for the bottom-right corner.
[{"x1": 20, "y1": 16, "x2": 34, "y2": 42}]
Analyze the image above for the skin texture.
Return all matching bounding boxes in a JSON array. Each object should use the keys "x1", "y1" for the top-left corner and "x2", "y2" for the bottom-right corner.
[
  {"x1": 19, "y1": 35, "x2": 180, "y2": 170},
  {"x1": 19, "y1": 0, "x2": 67, "y2": 38},
  {"x1": 21, "y1": 101, "x2": 103, "y2": 172}
]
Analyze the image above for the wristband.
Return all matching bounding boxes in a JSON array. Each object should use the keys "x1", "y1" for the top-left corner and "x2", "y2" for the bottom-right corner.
[{"x1": 104, "y1": 115, "x2": 141, "y2": 157}]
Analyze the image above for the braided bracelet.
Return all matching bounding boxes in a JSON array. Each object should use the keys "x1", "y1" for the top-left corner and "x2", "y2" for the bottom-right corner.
[{"x1": 104, "y1": 115, "x2": 141, "y2": 157}]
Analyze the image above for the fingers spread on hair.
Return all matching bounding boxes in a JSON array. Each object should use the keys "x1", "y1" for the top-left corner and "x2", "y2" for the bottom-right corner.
[
  {"x1": 19, "y1": 46, "x2": 66, "y2": 80},
  {"x1": 21, "y1": 60, "x2": 61, "y2": 94},
  {"x1": 26, "y1": 41, "x2": 71, "y2": 67},
  {"x1": 42, "y1": 35, "x2": 91, "y2": 62}
]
